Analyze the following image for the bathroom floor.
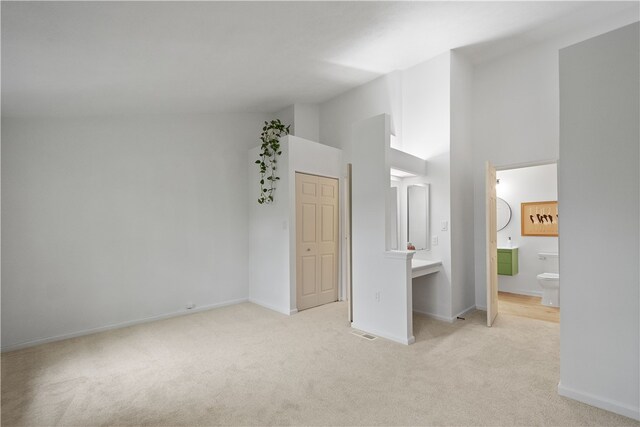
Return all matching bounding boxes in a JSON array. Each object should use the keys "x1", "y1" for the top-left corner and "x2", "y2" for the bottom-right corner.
[{"x1": 498, "y1": 291, "x2": 560, "y2": 323}]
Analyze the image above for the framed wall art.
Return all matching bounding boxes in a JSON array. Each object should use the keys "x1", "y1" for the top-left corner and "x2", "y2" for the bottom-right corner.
[{"x1": 521, "y1": 201, "x2": 558, "y2": 237}]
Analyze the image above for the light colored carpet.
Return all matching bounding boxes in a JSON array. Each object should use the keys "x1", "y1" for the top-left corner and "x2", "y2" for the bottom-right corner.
[{"x1": 1, "y1": 302, "x2": 638, "y2": 426}]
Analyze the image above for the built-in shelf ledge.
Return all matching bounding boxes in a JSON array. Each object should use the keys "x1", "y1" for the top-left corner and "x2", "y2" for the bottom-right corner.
[
  {"x1": 384, "y1": 250, "x2": 415, "y2": 260},
  {"x1": 389, "y1": 148, "x2": 428, "y2": 176},
  {"x1": 411, "y1": 259, "x2": 442, "y2": 278}
]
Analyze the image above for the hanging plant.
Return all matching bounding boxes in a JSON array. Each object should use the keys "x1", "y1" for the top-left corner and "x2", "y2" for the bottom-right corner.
[{"x1": 256, "y1": 119, "x2": 290, "y2": 204}]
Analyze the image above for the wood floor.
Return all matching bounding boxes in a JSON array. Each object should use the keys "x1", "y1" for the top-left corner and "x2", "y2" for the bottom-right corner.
[{"x1": 498, "y1": 291, "x2": 560, "y2": 323}]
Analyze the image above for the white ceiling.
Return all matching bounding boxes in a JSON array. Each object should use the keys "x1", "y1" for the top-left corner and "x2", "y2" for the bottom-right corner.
[{"x1": 2, "y1": 1, "x2": 638, "y2": 117}]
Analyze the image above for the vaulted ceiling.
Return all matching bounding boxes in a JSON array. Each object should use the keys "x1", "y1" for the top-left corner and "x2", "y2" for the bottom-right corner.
[{"x1": 2, "y1": 1, "x2": 637, "y2": 117}]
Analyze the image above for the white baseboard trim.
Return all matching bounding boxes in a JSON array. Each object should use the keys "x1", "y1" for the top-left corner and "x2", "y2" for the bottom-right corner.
[
  {"x1": 476, "y1": 305, "x2": 487, "y2": 311},
  {"x1": 1, "y1": 298, "x2": 249, "y2": 353},
  {"x1": 351, "y1": 322, "x2": 414, "y2": 345},
  {"x1": 248, "y1": 298, "x2": 291, "y2": 316},
  {"x1": 558, "y1": 382, "x2": 640, "y2": 421},
  {"x1": 454, "y1": 305, "x2": 477, "y2": 319},
  {"x1": 413, "y1": 305, "x2": 477, "y2": 323},
  {"x1": 413, "y1": 309, "x2": 455, "y2": 323},
  {"x1": 289, "y1": 308, "x2": 298, "y2": 315},
  {"x1": 499, "y1": 289, "x2": 543, "y2": 297}
]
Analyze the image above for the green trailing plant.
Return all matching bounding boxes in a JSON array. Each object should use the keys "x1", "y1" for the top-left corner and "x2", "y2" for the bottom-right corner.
[{"x1": 256, "y1": 119, "x2": 290, "y2": 204}]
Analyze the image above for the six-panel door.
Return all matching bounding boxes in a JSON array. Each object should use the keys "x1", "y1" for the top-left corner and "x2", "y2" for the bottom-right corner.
[{"x1": 296, "y1": 173, "x2": 339, "y2": 311}]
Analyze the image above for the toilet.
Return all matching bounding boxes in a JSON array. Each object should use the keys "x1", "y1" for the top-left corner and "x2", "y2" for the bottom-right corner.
[
  {"x1": 537, "y1": 272, "x2": 560, "y2": 307},
  {"x1": 536, "y1": 252, "x2": 560, "y2": 307}
]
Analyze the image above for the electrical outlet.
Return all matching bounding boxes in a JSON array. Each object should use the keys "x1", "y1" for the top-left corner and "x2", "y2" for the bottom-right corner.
[
  {"x1": 432, "y1": 236, "x2": 438, "y2": 246},
  {"x1": 441, "y1": 221, "x2": 448, "y2": 231},
  {"x1": 186, "y1": 303, "x2": 195, "y2": 310},
  {"x1": 375, "y1": 291, "x2": 381, "y2": 302}
]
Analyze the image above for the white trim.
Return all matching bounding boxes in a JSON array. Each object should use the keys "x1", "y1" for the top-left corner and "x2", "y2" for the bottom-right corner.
[
  {"x1": 454, "y1": 305, "x2": 477, "y2": 319},
  {"x1": 558, "y1": 382, "x2": 640, "y2": 421},
  {"x1": 413, "y1": 309, "x2": 455, "y2": 323},
  {"x1": 289, "y1": 308, "x2": 298, "y2": 315},
  {"x1": 498, "y1": 289, "x2": 543, "y2": 297},
  {"x1": 476, "y1": 305, "x2": 487, "y2": 311},
  {"x1": 413, "y1": 306, "x2": 476, "y2": 323},
  {"x1": 248, "y1": 298, "x2": 291, "y2": 316},
  {"x1": 495, "y1": 158, "x2": 558, "y2": 171},
  {"x1": 351, "y1": 322, "x2": 414, "y2": 345},
  {"x1": 1, "y1": 298, "x2": 249, "y2": 353},
  {"x1": 384, "y1": 250, "x2": 414, "y2": 260},
  {"x1": 411, "y1": 265, "x2": 441, "y2": 278}
]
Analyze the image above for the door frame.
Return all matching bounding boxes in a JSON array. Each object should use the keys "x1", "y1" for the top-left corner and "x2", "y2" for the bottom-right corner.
[
  {"x1": 486, "y1": 162, "x2": 498, "y2": 326},
  {"x1": 346, "y1": 163, "x2": 353, "y2": 322},
  {"x1": 485, "y1": 158, "x2": 559, "y2": 325}
]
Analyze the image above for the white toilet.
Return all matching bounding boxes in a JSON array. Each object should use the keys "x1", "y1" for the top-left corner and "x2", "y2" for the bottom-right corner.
[
  {"x1": 537, "y1": 272, "x2": 560, "y2": 307},
  {"x1": 537, "y1": 253, "x2": 560, "y2": 307}
]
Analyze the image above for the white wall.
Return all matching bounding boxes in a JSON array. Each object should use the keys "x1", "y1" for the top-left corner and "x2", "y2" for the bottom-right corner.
[
  {"x1": 471, "y1": 13, "x2": 639, "y2": 309},
  {"x1": 248, "y1": 135, "x2": 342, "y2": 315},
  {"x1": 274, "y1": 104, "x2": 320, "y2": 143},
  {"x1": 449, "y1": 51, "x2": 476, "y2": 317},
  {"x1": 402, "y1": 55, "x2": 453, "y2": 323},
  {"x1": 405, "y1": 51, "x2": 476, "y2": 322},
  {"x1": 412, "y1": 152, "x2": 452, "y2": 321},
  {"x1": 319, "y1": 53, "x2": 458, "y2": 322},
  {"x1": 1, "y1": 113, "x2": 269, "y2": 350},
  {"x1": 496, "y1": 164, "x2": 558, "y2": 296},
  {"x1": 350, "y1": 115, "x2": 413, "y2": 345},
  {"x1": 558, "y1": 22, "x2": 639, "y2": 420},
  {"x1": 248, "y1": 143, "x2": 292, "y2": 315},
  {"x1": 402, "y1": 52, "x2": 450, "y2": 159},
  {"x1": 319, "y1": 71, "x2": 403, "y2": 160},
  {"x1": 292, "y1": 104, "x2": 320, "y2": 143},
  {"x1": 275, "y1": 105, "x2": 295, "y2": 132}
]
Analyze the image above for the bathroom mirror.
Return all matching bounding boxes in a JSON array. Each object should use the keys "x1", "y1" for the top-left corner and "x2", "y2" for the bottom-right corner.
[
  {"x1": 496, "y1": 197, "x2": 512, "y2": 231},
  {"x1": 407, "y1": 185, "x2": 429, "y2": 250}
]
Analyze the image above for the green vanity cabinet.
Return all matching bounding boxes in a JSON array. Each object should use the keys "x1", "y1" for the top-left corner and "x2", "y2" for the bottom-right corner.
[{"x1": 497, "y1": 248, "x2": 519, "y2": 276}]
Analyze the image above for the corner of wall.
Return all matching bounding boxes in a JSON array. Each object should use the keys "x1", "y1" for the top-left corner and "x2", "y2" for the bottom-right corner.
[{"x1": 274, "y1": 105, "x2": 296, "y2": 135}]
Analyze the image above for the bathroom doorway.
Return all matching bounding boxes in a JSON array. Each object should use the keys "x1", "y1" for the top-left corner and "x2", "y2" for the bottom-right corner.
[{"x1": 486, "y1": 161, "x2": 560, "y2": 325}]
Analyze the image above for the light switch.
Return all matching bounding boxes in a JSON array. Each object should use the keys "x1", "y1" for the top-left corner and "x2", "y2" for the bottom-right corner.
[
  {"x1": 441, "y1": 221, "x2": 448, "y2": 231},
  {"x1": 432, "y1": 236, "x2": 438, "y2": 246}
]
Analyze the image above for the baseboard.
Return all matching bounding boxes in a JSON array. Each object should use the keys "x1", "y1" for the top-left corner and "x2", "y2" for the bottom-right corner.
[
  {"x1": 454, "y1": 305, "x2": 477, "y2": 319},
  {"x1": 499, "y1": 289, "x2": 543, "y2": 297},
  {"x1": 248, "y1": 298, "x2": 291, "y2": 316},
  {"x1": 1, "y1": 298, "x2": 249, "y2": 353},
  {"x1": 558, "y1": 382, "x2": 640, "y2": 421},
  {"x1": 289, "y1": 308, "x2": 298, "y2": 315},
  {"x1": 476, "y1": 305, "x2": 487, "y2": 311},
  {"x1": 413, "y1": 305, "x2": 477, "y2": 323},
  {"x1": 351, "y1": 322, "x2": 413, "y2": 345},
  {"x1": 413, "y1": 308, "x2": 455, "y2": 323}
]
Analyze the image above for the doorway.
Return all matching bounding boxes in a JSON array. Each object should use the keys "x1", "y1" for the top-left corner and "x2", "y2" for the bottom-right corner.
[
  {"x1": 486, "y1": 161, "x2": 560, "y2": 325},
  {"x1": 295, "y1": 172, "x2": 339, "y2": 311}
]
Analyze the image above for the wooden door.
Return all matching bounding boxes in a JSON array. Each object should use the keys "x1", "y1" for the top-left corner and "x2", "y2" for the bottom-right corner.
[
  {"x1": 486, "y1": 162, "x2": 498, "y2": 326},
  {"x1": 296, "y1": 173, "x2": 339, "y2": 311}
]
